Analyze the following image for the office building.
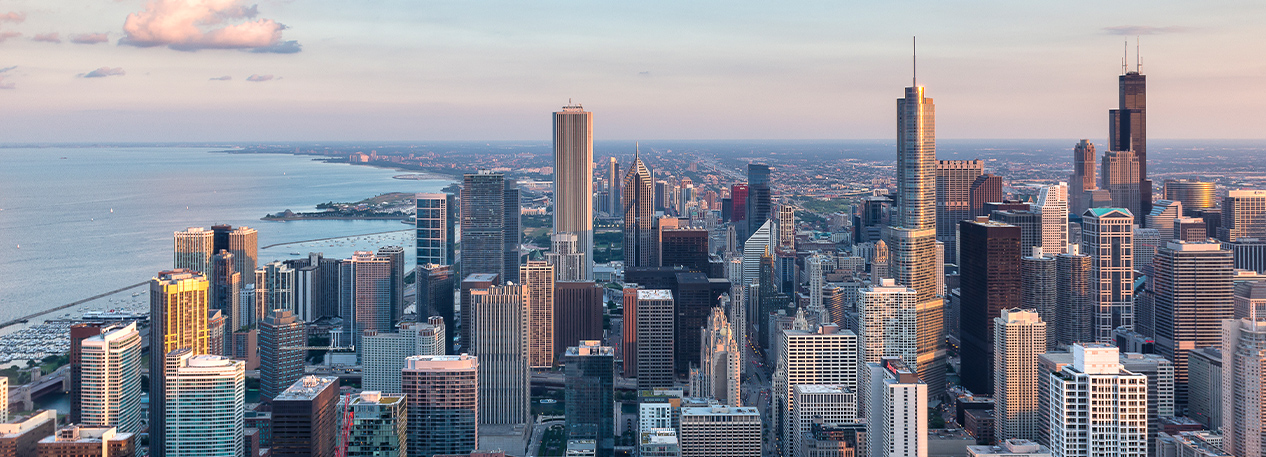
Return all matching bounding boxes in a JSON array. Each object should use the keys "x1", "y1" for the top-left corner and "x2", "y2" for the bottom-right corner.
[
  {"x1": 339, "y1": 251, "x2": 394, "y2": 351},
  {"x1": 1153, "y1": 431, "x2": 1231, "y2": 457},
  {"x1": 971, "y1": 174, "x2": 1004, "y2": 218},
  {"x1": 462, "y1": 170, "x2": 521, "y2": 281},
  {"x1": 639, "y1": 429, "x2": 681, "y2": 457},
  {"x1": 34, "y1": 425, "x2": 137, "y2": 457},
  {"x1": 272, "y1": 376, "x2": 339, "y2": 457},
  {"x1": 1146, "y1": 200, "x2": 1182, "y2": 236},
  {"x1": 991, "y1": 210, "x2": 1042, "y2": 259},
  {"x1": 1109, "y1": 66, "x2": 1149, "y2": 213},
  {"x1": 778, "y1": 204, "x2": 796, "y2": 249},
  {"x1": 660, "y1": 229, "x2": 711, "y2": 272},
  {"x1": 775, "y1": 324, "x2": 857, "y2": 450},
  {"x1": 1187, "y1": 346, "x2": 1222, "y2": 430},
  {"x1": 741, "y1": 220, "x2": 772, "y2": 288},
  {"x1": 546, "y1": 233, "x2": 584, "y2": 282},
  {"x1": 864, "y1": 358, "x2": 927, "y2": 457},
  {"x1": 787, "y1": 385, "x2": 856, "y2": 457},
  {"x1": 1047, "y1": 344, "x2": 1148, "y2": 457},
  {"x1": 1134, "y1": 227, "x2": 1162, "y2": 277},
  {"x1": 967, "y1": 439, "x2": 1051, "y2": 457},
  {"x1": 959, "y1": 219, "x2": 1022, "y2": 394},
  {"x1": 678, "y1": 406, "x2": 762, "y2": 457},
  {"x1": 1236, "y1": 279, "x2": 1266, "y2": 321},
  {"x1": 468, "y1": 284, "x2": 529, "y2": 426},
  {"x1": 636, "y1": 289, "x2": 676, "y2": 390},
  {"x1": 340, "y1": 391, "x2": 407, "y2": 457},
  {"x1": 1223, "y1": 237, "x2": 1266, "y2": 273},
  {"x1": 1218, "y1": 190, "x2": 1266, "y2": 242},
  {"x1": 802, "y1": 422, "x2": 866, "y2": 457},
  {"x1": 207, "y1": 250, "x2": 240, "y2": 354},
  {"x1": 206, "y1": 309, "x2": 225, "y2": 357},
  {"x1": 0, "y1": 410, "x2": 57, "y2": 457},
  {"x1": 1036, "y1": 183, "x2": 1069, "y2": 255},
  {"x1": 148, "y1": 270, "x2": 209, "y2": 457},
  {"x1": 376, "y1": 246, "x2": 407, "y2": 323},
  {"x1": 1175, "y1": 217, "x2": 1207, "y2": 242},
  {"x1": 1035, "y1": 352, "x2": 1072, "y2": 449},
  {"x1": 747, "y1": 164, "x2": 772, "y2": 243},
  {"x1": 1221, "y1": 318, "x2": 1266, "y2": 457},
  {"x1": 259, "y1": 309, "x2": 306, "y2": 403},
  {"x1": 522, "y1": 261, "x2": 555, "y2": 368},
  {"x1": 993, "y1": 309, "x2": 1046, "y2": 443},
  {"x1": 564, "y1": 341, "x2": 615, "y2": 457},
  {"x1": 258, "y1": 260, "x2": 296, "y2": 317},
  {"x1": 417, "y1": 264, "x2": 456, "y2": 353},
  {"x1": 416, "y1": 192, "x2": 455, "y2": 266},
  {"x1": 698, "y1": 307, "x2": 741, "y2": 406},
  {"x1": 69, "y1": 323, "x2": 112, "y2": 424},
  {"x1": 164, "y1": 350, "x2": 245, "y2": 457},
  {"x1": 553, "y1": 104, "x2": 595, "y2": 279},
  {"x1": 1102, "y1": 150, "x2": 1143, "y2": 219},
  {"x1": 938, "y1": 160, "x2": 985, "y2": 263},
  {"x1": 1082, "y1": 208, "x2": 1136, "y2": 342},
  {"x1": 608, "y1": 157, "x2": 622, "y2": 218},
  {"x1": 1153, "y1": 241, "x2": 1233, "y2": 407},
  {"x1": 554, "y1": 281, "x2": 603, "y2": 361},
  {"x1": 174, "y1": 227, "x2": 215, "y2": 275},
  {"x1": 77, "y1": 323, "x2": 142, "y2": 433},
  {"x1": 362, "y1": 318, "x2": 446, "y2": 392},
  {"x1": 624, "y1": 149, "x2": 656, "y2": 267},
  {"x1": 1118, "y1": 352, "x2": 1175, "y2": 449},
  {"x1": 1070, "y1": 140, "x2": 1098, "y2": 216},
  {"x1": 1164, "y1": 180, "x2": 1215, "y2": 216},
  {"x1": 859, "y1": 278, "x2": 918, "y2": 367},
  {"x1": 402, "y1": 354, "x2": 480, "y2": 457}
]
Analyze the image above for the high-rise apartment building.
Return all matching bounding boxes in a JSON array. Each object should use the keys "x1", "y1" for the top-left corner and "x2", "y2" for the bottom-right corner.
[
  {"x1": 341, "y1": 251, "x2": 394, "y2": 352},
  {"x1": 864, "y1": 358, "x2": 927, "y2": 457},
  {"x1": 1055, "y1": 248, "x2": 1094, "y2": 346},
  {"x1": 1187, "y1": 346, "x2": 1222, "y2": 430},
  {"x1": 416, "y1": 192, "x2": 455, "y2": 266},
  {"x1": 468, "y1": 284, "x2": 529, "y2": 426},
  {"x1": 148, "y1": 269, "x2": 209, "y2": 457},
  {"x1": 1035, "y1": 352, "x2": 1072, "y2": 449},
  {"x1": 376, "y1": 246, "x2": 407, "y2": 323},
  {"x1": 1164, "y1": 180, "x2": 1215, "y2": 216},
  {"x1": 859, "y1": 278, "x2": 918, "y2": 367},
  {"x1": 1047, "y1": 343, "x2": 1148, "y2": 457},
  {"x1": 553, "y1": 104, "x2": 595, "y2": 279},
  {"x1": 623, "y1": 149, "x2": 656, "y2": 267},
  {"x1": 69, "y1": 322, "x2": 111, "y2": 424},
  {"x1": 1218, "y1": 189, "x2": 1266, "y2": 242},
  {"x1": 1082, "y1": 208, "x2": 1135, "y2": 342},
  {"x1": 78, "y1": 323, "x2": 142, "y2": 433},
  {"x1": 775, "y1": 323, "x2": 857, "y2": 453},
  {"x1": 746, "y1": 164, "x2": 772, "y2": 243},
  {"x1": 937, "y1": 159, "x2": 985, "y2": 264},
  {"x1": 1070, "y1": 140, "x2": 1098, "y2": 216},
  {"x1": 208, "y1": 250, "x2": 240, "y2": 346},
  {"x1": 992, "y1": 309, "x2": 1046, "y2": 443},
  {"x1": 1221, "y1": 318, "x2": 1266, "y2": 457},
  {"x1": 362, "y1": 318, "x2": 446, "y2": 393},
  {"x1": 522, "y1": 260, "x2": 555, "y2": 368},
  {"x1": 636, "y1": 289, "x2": 676, "y2": 390},
  {"x1": 259, "y1": 309, "x2": 306, "y2": 403},
  {"x1": 1118, "y1": 352, "x2": 1175, "y2": 450},
  {"x1": 271, "y1": 376, "x2": 339, "y2": 457},
  {"x1": 697, "y1": 307, "x2": 741, "y2": 407},
  {"x1": 340, "y1": 391, "x2": 407, "y2": 457},
  {"x1": 1036, "y1": 183, "x2": 1069, "y2": 255},
  {"x1": 402, "y1": 354, "x2": 479, "y2": 457},
  {"x1": 1021, "y1": 253, "x2": 1057, "y2": 349},
  {"x1": 678, "y1": 406, "x2": 762, "y2": 457},
  {"x1": 564, "y1": 341, "x2": 615, "y2": 457},
  {"x1": 788, "y1": 385, "x2": 857, "y2": 457},
  {"x1": 258, "y1": 260, "x2": 296, "y2": 317},
  {"x1": 174, "y1": 227, "x2": 214, "y2": 275},
  {"x1": 164, "y1": 350, "x2": 245, "y2": 457},
  {"x1": 1109, "y1": 68, "x2": 1149, "y2": 214},
  {"x1": 212, "y1": 225, "x2": 259, "y2": 285},
  {"x1": 462, "y1": 170, "x2": 521, "y2": 281},
  {"x1": 959, "y1": 219, "x2": 1022, "y2": 395},
  {"x1": 1153, "y1": 241, "x2": 1233, "y2": 407},
  {"x1": 1102, "y1": 150, "x2": 1143, "y2": 220}
]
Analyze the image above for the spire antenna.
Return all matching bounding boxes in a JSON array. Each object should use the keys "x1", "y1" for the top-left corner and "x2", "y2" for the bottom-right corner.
[
  {"x1": 1136, "y1": 36, "x2": 1141, "y2": 73},
  {"x1": 1122, "y1": 40, "x2": 1128, "y2": 75},
  {"x1": 912, "y1": 36, "x2": 918, "y2": 87}
]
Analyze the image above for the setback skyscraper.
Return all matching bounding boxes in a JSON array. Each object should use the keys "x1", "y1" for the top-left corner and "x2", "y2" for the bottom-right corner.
[
  {"x1": 937, "y1": 159, "x2": 984, "y2": 264},
  {"x1": 1109, "y1": 65, "x2": 1149, "y2": 214},
  {"x1": 1070, "y1": 140, "x2": 1097, "y2": 215},
  {"x1": 553, "y1": 104, "x2": 595, "y2": 279},
  {"x1": 623, "y1": 147, "x2": 656, "y2": 268}
]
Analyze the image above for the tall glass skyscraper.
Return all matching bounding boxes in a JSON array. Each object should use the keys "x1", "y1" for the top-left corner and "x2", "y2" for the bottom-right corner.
[
  {"x1": 78, "y1": 322, "x2": 143, "y2": 433},
  {"x1": 1110, "y1": 68, "x2": 1148, "y2": 214},
  {"x1": 553, "y1": 104, "x2": 595, "y2": 279},
  {"x1": 622, "y1": 147, "x2": 655, "y2": 268},
  {"x1": 461, "y1": 170, "x2": 522, "y2": 281}
]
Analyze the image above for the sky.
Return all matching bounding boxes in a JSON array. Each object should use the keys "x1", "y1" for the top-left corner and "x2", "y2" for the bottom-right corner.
[{"x1": 0, "y1": 0, "x2": 1263, "y2": 142}]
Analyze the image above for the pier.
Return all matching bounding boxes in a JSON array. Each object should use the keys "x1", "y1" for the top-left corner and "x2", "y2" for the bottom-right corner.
[{"x1": 0, "y1": 281, "x2": 148, "y2": 330}]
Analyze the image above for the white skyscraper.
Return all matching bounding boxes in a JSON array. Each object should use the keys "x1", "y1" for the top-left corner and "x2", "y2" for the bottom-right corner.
[
  {"x1": 174, "y1": 227, "x2": 214, "y2": 275},
  {"x1": 698, "y1": 307, "x2": 741, "y2": 407},
  {"x1": 864, "y1": 357, "x2": 928, "y2": 457},
  {"x1": 774, "y1": 324, "x2": 857, "y2": 456},
  {"x1": 79, "y1": 322, "x2": 144, "y2": 433},
  {"x1": 546, "y1": 232, "x2": 584, "y2": 282},
  {"x1": 859, "y1": 278, "x2": 919, "y2": 368},
  {"x1": 164, "y1": 349, "x2": 245, "y2": 457},
  {"x1": 1222, "y1": 318, "x2": 1266, "y2": 457},
  {"x1": 361, "y1": 318, "x2": 446, "y2": 392},
  {"x1": 1048, "y1": 343, "x2": 1148, "y2": 457},
  {"x1": 1036, "y1": 183, "x2": 1069, "y2": 255},
  {"x1": 992, "y1": 309, "x2": 1046, "y2": 443},
  {"x1": 806, "y1": 253, "x2": 832, "y2": 319},
  {"x1": 553, "y1": 103, "x2": 594, "y2": 279}
]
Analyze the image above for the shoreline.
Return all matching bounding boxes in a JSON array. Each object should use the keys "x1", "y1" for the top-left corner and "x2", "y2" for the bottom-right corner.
[
  {"x1": 211, "y1": 148, "x2": 467, "y2": 180},
  {"x1": 262, "y1": 215, "x2": 409, "y2": 222}
]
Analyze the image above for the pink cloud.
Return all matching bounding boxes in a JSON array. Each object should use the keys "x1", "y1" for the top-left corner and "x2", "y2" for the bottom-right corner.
[
  {"x1": 70, "y1": 33, "x2": 110, "y2": 44},
  {"x1": 31, "y1": 33, "x2": 61, "y2": 44},
  {"x1": 120, "y1": 0, "x2": 300, "y2": 53},
  {"x1": 0, "y1": 12, "x2": 25, "y2": 24},
  {"x1": 0, "y1": 32, "x2": 20, "y2": 42}
]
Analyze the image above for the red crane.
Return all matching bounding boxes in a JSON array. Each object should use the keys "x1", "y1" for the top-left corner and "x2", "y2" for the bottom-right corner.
[{"x1": 335, "y1": 393, "x2": 354, "y2": 457}]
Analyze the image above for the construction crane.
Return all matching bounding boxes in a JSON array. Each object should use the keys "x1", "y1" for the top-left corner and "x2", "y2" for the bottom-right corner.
[{"x1": 336, "y1": 393, "x2": 355, "y2": 457}]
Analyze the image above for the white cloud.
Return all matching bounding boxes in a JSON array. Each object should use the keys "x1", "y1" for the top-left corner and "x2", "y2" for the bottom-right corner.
[{"x1": 120, "y1": 0, "x2": 300, "y2": 53}]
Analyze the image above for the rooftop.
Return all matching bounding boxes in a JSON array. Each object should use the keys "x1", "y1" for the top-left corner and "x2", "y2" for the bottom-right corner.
[
  {"x1": 680, "y1": 405, "x2": 759, "y2": 417},
  {"x1": 638, "y1": 289, "x2": 673, "y2": 301},
  {"x1": 274, "y1": 375, "x2": 339, "y2": 401},
  {"x1": 795, "y1": 384, "x2": 852, "y2": 394}
]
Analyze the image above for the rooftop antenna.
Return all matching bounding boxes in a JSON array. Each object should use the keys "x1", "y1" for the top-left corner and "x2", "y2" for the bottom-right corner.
[
  {"x1": 635, "y1": 141, "x2": 640, "y2": 162},
  {"x1": 1136, "y1": 36, "x2": 1141, "y2": 73},
  {"x1": 912, "y1": 36, "x2": 917, "y2": 87},
  {"x1": 1122, "y1": 40, "x2": 1128, "y2": 75}
]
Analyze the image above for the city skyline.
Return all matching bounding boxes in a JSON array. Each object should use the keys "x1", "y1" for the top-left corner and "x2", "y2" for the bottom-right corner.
[{"x1": 0, "y1": 1, "x2": 1264, "y2": 142}]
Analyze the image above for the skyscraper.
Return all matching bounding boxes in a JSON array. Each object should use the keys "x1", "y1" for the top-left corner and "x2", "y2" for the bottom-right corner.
[
  {"x1": 546, "y1": 233, "x2": 584, "y2": 281},
  {"x1": 623, "y1": 148, "x2": 656, "y2": 268},
  {"x1": 609, "y1": 157, "x2": 622, "y2": 218},
  {"x1": 1047, "y1": 343, "x2": 1148, "y2": 457},
  {"x1": 678, "y1": 406, "x2": 762, "y2": 457},
  {"x1": 462, "y1": 170, "x2": 521, "y2": 281},
  {"x1": 362, "y1": 318, "x2": 446, "y2": 392},
  {"x1": 271, "y1": 376, "x2": 340, "y2": 457},
  {"x1": 148, "y1": 269, "x2": 209, "y2": 457},
  {"x1": 469, "y1": 284, "x2": 529, "y2": 426},
  {"x1": 937, "y1": 159, "x2": 984, "y2": 263},
  {"x1": 209, "y1": 250, "x2": 240, "y2": 354},
  {"x1": 402, "y1": 354, "x2": 480, "y2": 457},
  {"x1": 69, "y1": 322, "x2": 111, "y2": 424},
  {"x1": 992, "y1": 309, "x2": 1046, "y2": 443},
  {"x1": 788, "y1": 385, "x2": 857, "y2": 457},
  {"x1": 376, "y1": 246, "x2": 407, "y2": 323},
  {"x1": 416, "y1": 192, "x2": 454, "y2": 266},
  {"x1": 864, "y1": 358, "x2": 927, "y2": 457},
  {"x1": 1070, "y1": 140, "x2": 1098, "y2": 216},
  {"x1": 746, "y1": 164, "x2": 772, "y2": 243},
  {"x1": 522, "y1": 260, "x2": 555, "y2": 368},
  {"x1": 970, "y1": 174, "x2": 1004, "y2": 218},
  {"x1": 164, "y1": 349, "x2": 245, "y2": 457},
  {"x1": 1082, "y1": 208, "x2": 1135, "y2": 342},
  {"x1": 1036, "y1": 183, "x2": 1069, "y2": 255},
  {"x1": 1109, "y1": 66, "x2": 1149, "y2": 214},
  {"x1": 416, "y1": 263, "x2": 456, "y2": 353},
  {"x1": 340, "y1": 391, "x2": 407, "y2": 457},
  {"x1": 259, "y1": 309, "x2": 306, "y2": 403},
  {"x1": 1021, "y1": 252, "x2": 1057, "y2": 349},
  {"x1": 859, "y1": 278, "x2": 918, "y2": 367},
  {"x1": 741, "y1": 220, "x2": 772, "y2": 287},
  {"x1": 1056, "y1": 248, "x2": 1094, "y2": 346},
  {"x1": 174, "y1": 227, "x2": 214, "y2": 275},
  {"x1": 1102, "y1": 150, "x2": 1143, "y2": 219},
  {"x1": 1145, "y1": 199, "x2": 1182, "y2": 237},
  {"x1": 1118, "y1": 352, "x2": 1175, "y2": 450},
  {"x1": 78, "y1": 323, "x2": 143, "y2": 433},
  {"x1": 340, "y1": 251, "x2": 393, "y2": 352},
  {"x1": 554, "y1": 281, "x2": 604, "y2": 361},
  {"x1": 213, "y1": 225, "x2": 258, "y2": 285},
  {"x1": 553, "y1": 103, "x2": 595, "y2": 280},
  {"x1": 697, "y1": 307, "x2": 741, "y2": 407},
  {"x1": 659, "y1": 229, "x2": 711, "y2": 272},
  {"x1": 1152, "y1": 241, "x2": 1233, "y2": 407},
  {"x1": 259, "y1": 260, "x2": 296, "y2": 317},
  {"x1": 1221, "y1": 318, "x2": 1266, "y2": 457},
  {"x1": 1217, "y1": 189, "x2": 1266, "y2": 242},
  {"x1": 636, "y1": 289, "x2": 676, "y2": 390},
  {"x1": 1163, "y1": 180, "x2": 1215, "y2": 216},
  {"x1": 959, "y1": 219, "x2": 1022, "y2": 395},
  {"x1": 564, "y1": 341, "x2": 615, "y2": 457},
  {"x1": 775, "y1": 323, "x2": 858, "y2": 455}
]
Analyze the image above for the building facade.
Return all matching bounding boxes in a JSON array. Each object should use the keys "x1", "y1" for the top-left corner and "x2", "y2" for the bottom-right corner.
[
  {"x1": 553, "y1": 104, "x2": 595, "y2": 279},
  {"x1": 402, "y1": 354, "x2": 480, "y2": 457}
]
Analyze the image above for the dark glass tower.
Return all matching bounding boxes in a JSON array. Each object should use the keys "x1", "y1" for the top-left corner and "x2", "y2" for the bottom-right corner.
[
  {"x1": 271, "y1": 376, "x2": 340, "y2": 457},
  {"x1": 957, "y1": 219, "x2": 1022, "y2": 395},
  {"x1": 564, "y1": 341, "x2": 616, "y2": 457},
  {"x1": 1110, "y1": 69, "x2": 1148, "y2": 213},
  {"x1": 259, "y1": 309, "x2": 306, "y2": 403},
  {"x1": 461, "y1": 170, "x2": 521, "y2": 281},
  {"x1": 746, "y1": 164, "x2": 772, "y2": 244}
]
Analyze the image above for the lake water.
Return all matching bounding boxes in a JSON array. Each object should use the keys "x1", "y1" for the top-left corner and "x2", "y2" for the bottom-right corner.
[{"x1": 0, "y1": 147, "x2": 451, "y2": 324}]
